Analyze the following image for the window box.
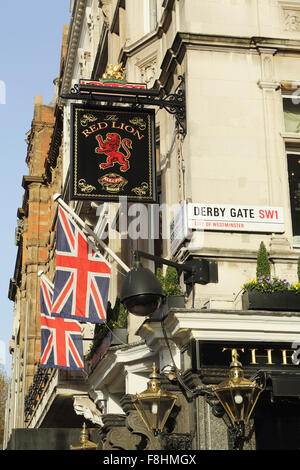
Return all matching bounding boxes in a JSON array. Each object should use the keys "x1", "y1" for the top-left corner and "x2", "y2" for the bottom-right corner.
[
  {"x1": 164, "y1": 295, "x2": 185, "y2": 309},
  {"x1": 242, "y1": 290, "x2": 300, "y2": 312},
  {"x1": 110, "y1": 327, "x2": 127, "y2": 346}
]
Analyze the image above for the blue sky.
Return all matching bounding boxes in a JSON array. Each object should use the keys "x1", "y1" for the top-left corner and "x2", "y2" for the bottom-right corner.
[{"x1": 0, "y1": 1, "x2": 71, "y2": 374}]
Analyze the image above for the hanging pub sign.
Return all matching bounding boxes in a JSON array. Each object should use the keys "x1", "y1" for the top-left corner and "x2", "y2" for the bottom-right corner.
[{"x1": 70, "y1": 104, "x2": 157, "y2": 203}]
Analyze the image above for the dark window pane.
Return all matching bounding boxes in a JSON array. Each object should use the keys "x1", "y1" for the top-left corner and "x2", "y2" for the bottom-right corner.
[
  {"x1": 283, "y1": 98, "x2": 300, "y2": 133},
  {"x1": 287, "y1": 153, "x2": 300, "y2": 237}
]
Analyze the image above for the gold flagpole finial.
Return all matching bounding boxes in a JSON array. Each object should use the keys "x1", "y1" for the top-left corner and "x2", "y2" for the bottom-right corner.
[{"x1": 70, "y1": 423, "x2": 98, "y2": 450}]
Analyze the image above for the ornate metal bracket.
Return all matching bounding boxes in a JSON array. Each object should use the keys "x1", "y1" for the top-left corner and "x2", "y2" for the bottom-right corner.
[
  {"x1": 60, "y1": 75, "x2": 186, "y2": 137},
  {"x1": 160, "y1": 432, "x2": 193, "y2": 451},
  {"x1": 158, "y1": 75, "x2": 186, "y2": 137}
]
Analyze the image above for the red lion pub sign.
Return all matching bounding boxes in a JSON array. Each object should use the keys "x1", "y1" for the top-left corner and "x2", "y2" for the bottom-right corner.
[{"x1": 70, "y1": 104, "x2": 157, "y2": 203}]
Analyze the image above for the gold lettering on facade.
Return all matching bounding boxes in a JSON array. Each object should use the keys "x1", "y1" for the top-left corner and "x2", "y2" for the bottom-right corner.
[
  {"x1": 222, "y1": 347, "x2": 244, "y2": 362},
  {"x1": 216, "y1": 345, "x2": 300, "y2": 367},
  {"x1": 280, "y1": 349, "x2": 296, "y2": 365},
  {"x1": 250, "y1": 349, "x2": 274, "y2": 365}
]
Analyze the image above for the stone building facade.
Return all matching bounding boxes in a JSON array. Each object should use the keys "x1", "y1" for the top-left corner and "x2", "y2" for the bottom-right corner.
[{"x1": 5, "y1": 0, "x2": 300, "y2": 450}]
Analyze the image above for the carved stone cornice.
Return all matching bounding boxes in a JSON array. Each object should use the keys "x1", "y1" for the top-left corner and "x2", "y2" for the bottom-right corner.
[
  {"x1": 22, "y1": 175, "x2": 45, "y2": 189},
  {"x1": 157, "y1": 32, "x2": 300, "y2": 92},
  {"x1": 61, "y1": 0, "x2": 87, "y2": 95}
]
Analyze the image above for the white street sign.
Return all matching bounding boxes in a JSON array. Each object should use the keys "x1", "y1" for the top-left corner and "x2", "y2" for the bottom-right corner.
[{"x1": 187, "y1": 203, "x2": 285, "y2": 233}]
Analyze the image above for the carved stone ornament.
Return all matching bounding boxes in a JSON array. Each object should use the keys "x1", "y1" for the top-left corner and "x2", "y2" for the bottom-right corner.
[
  {"x1": 284, "y1": 10, "x2": 300, "y2": 30},
  {"x1": 99, "y1": 0, "x2": 112, "y2": 27},
  {"x1": 138, "y1": 56, "x2": 157, "y2": 87},
  {"x1": 102, "y1": 427, "x2": 141, "y2": 450},
  {"x1": 280, "y1": 1, "x2": 300, "y2": 31},
  {"x1": 86, "y1": 7, "x2": 93, "y2": 41},
  {"x1": 73, "y1": 395, "x2": 103, "y2": 426},
  {"x1": 126, "y1": 410, "x2": 162, "y2": 450},
  {"x1": 100, "y1": 396, "x2": 162, "y2": 450}
]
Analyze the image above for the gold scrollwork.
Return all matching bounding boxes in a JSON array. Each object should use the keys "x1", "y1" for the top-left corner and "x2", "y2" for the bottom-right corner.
[
  {"x1": 78, "y1": 179, "x2": 96, "y2": 193},
  {"x1": 80, "y1": 114, "x2": 97, "y2": 127},
  {"x1": 131, "y1": 182, "x2": 149, "y2": 196},
  {"x1": 129, "y1": 117, "x2": 146, "y2": 130}
]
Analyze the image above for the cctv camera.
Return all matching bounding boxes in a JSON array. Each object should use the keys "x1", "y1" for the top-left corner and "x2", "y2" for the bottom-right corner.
[{"x1": 120, "y1": 263, "x2": 163, "y2": 316}]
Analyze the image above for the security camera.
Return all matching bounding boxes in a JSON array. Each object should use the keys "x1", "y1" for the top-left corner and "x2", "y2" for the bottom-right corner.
[{"x1": 120, "y1": 262, "x2": 163, "y2": 316}]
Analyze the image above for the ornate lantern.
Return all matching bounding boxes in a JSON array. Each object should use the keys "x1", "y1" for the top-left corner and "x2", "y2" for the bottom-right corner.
[
  {"x1": 212, "y1": 350, "x2": 263, "y2": 426},
  {"x1": 132, "y1": 364, "x2": 177, "y2": 435}
]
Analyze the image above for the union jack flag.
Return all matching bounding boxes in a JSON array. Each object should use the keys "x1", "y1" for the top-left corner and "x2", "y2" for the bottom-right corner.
[
  {"x1": 51, "y1": 206, "x2": 111, "y2": 323},
  {"x1": 39, "y1": 276, "x2": 84, "y2": 370}
]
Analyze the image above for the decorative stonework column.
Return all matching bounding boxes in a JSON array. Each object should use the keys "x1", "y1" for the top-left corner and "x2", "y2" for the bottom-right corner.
[
  {"x1": 258, "y1": 48, "x2": 291, "y2": 253},
  {"x1": 257, "y1": 48, "x2": 281, "y2": 206}
]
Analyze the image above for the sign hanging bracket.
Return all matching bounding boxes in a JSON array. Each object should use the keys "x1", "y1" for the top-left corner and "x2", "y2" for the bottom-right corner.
[{"x1": 61, "y1": 75, "x2": 186, "y2": 137}]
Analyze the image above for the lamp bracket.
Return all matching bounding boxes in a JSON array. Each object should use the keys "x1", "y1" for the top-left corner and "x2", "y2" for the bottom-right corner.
[
  {"x1": 60, "y1": 75, "x2": 186, "y2": 137},
  {"x1": 227, "y1": 423, "x2": 246, "y2": 451},
  {"x1": 134, "y1": 250, "x2": 217, "y2": 285},
  {"x1": 249, "y1": 369, "x2": 267, "y2": 389}
]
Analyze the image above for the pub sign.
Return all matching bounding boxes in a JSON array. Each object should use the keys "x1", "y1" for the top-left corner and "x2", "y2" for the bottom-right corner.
[{"x1": 70, "y1": 104, "x2": 157, "y2": 203}]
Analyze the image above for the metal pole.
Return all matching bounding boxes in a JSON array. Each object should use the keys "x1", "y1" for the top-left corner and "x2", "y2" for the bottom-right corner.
[
  {"x1": 15, "y1": 346, "x2": 20, "y2": 428},
  {"x1": 53, "y1": 194, "x2": 130, "y2": 273},
  {"x1": 135, "y1": 250, "x2": 195, "y2": 273},
  {"x1": 3, "y1": 397, "x2": 10, "y2": 449},
  {"x1": 21, "y1": 301, "x2": 29, "y2": 427},
  {"x1": 38, "y1": 270, "x2": 54, "y2": 289}
]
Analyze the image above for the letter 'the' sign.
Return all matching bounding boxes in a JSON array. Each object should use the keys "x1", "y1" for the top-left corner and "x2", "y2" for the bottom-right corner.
[{"x1": 70, "y1": 104, "x2": 157, "y2": 203}]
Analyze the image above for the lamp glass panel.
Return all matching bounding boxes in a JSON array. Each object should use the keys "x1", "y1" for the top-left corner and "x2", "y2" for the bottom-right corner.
[
  {"x1": 134, "y1": 396, "x2": 176, "y2": 432},
  {"x1": 134, "y1": 398, "x2": 158, "y2": 432},
  {"x1": 215, "y1": 386, "x2": 262, "y2": 425}
]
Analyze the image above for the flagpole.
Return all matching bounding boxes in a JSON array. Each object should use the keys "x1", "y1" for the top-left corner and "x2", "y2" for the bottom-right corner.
[
  {"x1": 38, "y1": 270, "x2": 54, "y2": 289},
  {"x1": 53, "y1": 194, "x2": 130, "y2": 273}
]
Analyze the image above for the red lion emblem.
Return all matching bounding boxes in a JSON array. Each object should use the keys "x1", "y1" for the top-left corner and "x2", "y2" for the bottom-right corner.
[{"x1": 95, "y1": 133, "x2": 132, "y2": 172}]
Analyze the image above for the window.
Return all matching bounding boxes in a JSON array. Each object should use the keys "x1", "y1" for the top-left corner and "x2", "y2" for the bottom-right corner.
[
  {"x1": 282, "y1": 84, "x2": 300, "y2": 133},
  {"x1": 144, "y1": 0, "x2": 157, "y2": 35},
  {"x1": 287, "y1": 151, "x2": 300, "y2": 241},
  {"x1": 283, "y1": 97, "x2": 300, "y2": 133}
]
